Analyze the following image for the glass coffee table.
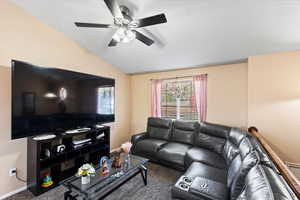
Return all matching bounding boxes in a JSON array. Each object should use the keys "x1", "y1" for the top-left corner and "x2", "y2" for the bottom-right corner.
[{"x1": 61, "y1": 155, "x2": 149, "y2": 200}]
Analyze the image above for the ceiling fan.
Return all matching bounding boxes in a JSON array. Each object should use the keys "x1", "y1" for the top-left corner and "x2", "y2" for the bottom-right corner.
[{"x1": 74, "y1": 0, "x2": 167, "y2": 47}]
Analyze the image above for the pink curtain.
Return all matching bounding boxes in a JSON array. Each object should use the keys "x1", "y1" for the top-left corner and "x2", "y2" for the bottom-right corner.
[
  {"x1": 193, "y1": 74, "x2": 207, "y2": 121},
  {"x1": 151, "y1": 79, "x2": 162, "y2": 117}
]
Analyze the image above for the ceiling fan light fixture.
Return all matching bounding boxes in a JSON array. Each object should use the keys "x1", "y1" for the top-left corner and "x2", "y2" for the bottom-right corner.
[{"x1": 112, "y1": 28, "x2": 136, "y2": 43}]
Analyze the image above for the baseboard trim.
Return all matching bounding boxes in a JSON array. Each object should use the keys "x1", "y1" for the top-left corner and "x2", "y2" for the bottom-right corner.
[{"x1": 0, "y1": 185, "x2": 27, "y2": 200}]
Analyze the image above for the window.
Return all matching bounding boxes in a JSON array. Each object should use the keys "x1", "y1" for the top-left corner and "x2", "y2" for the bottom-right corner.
[
  {"x1": 97, "y1": 87, "x2": 114, "y2": 114},
  {"x1": 161, "y1": 79, "x2": 198, "y2": 120}
]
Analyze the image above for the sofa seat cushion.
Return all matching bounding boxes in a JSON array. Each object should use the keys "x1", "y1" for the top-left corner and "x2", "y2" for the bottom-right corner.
[
  {"x1": 184, "y1": 162, "x2": 227, "y2": 184},
  {"x1": 134, "y1": 138, "x2": 168, "y2": 157},
  {"x1": 185, "y1": 147, "x2": 227, "y2": 169},
  {"x1": 158, "y1": 142, "x2": 192, "y2": 166}
]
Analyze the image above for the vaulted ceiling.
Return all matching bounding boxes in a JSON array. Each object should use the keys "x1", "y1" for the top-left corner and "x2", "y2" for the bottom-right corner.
[{"x1": 10, "y1": 0, "x2": 300, "y2": 74}]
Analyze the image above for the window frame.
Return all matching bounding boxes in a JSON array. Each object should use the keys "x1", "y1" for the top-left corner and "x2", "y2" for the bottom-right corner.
[{"x1": 160, "y1": 78, "x2": 198, "y2": 120}]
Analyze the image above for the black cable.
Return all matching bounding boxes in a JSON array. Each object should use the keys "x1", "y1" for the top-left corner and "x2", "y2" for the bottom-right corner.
[{"x1": 16, "y1": 170, "x2": 27, "y2": 183}]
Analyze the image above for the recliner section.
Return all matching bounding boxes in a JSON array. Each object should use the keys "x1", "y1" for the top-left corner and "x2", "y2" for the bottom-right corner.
[
  {"x1": 147, "y1": 117, "x2": 173, "y2": 140},
  {"x1": 236, "y1": 165, "x2": 298, "y2": 200},
  {"x1": 158, "y1": 142, "x2": 192, "y2": 167},
  {"x1": 131, "y1": 118, "x2": 297, "y2": 200},
  {"x1": 134, "y1": 138, "x2": 167, "y2": 158},
  {"x1": 185, "y1": 147, "x2": 227, "y2": 169}
]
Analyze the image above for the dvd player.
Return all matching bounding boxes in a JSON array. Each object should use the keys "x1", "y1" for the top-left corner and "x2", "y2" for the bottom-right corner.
[{"x1": 65, "y1": 128, "x2": 91, "y2": 134}]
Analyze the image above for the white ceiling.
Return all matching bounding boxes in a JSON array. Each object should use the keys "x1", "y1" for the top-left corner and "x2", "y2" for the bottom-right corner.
[{"x1": 10, "y1": 0, "x2": 300, "y2": 74}]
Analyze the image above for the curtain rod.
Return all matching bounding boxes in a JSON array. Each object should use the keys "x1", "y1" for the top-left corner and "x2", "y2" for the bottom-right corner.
[{"x1": 150, "y1": 73, "x2": 207, "y2": 81}]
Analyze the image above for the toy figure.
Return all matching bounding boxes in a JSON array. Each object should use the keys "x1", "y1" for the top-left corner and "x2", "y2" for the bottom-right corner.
[
  {"x1": 99, "y1": 157, "x2": 110, "y2": 176},
  {"x1": 41, "y1": 172, "x2": 53, "y2": 188},
  {"x1": 112, "y1": 153, "x2": 122, "y2": 168}
]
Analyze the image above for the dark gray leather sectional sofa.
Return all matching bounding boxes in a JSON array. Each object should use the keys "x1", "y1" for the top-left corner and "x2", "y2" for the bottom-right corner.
[{"x1": 131, "y1": 117, "x2": 298, "y2": 200}]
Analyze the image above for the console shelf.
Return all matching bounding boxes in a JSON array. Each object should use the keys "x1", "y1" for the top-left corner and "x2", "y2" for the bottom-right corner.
[{"x1": 27, "y1": 126, "x2": 110, "y2": 196}]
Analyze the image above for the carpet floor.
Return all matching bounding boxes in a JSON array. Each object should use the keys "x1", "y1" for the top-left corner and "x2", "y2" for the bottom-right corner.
[{"x1": 6, "y1": 163, "x2": 181, "y2": 200}]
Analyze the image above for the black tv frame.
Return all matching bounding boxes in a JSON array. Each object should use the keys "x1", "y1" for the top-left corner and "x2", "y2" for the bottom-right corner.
[{"x1": 11, "y1": 59, "x2": 116, "y2": 140}]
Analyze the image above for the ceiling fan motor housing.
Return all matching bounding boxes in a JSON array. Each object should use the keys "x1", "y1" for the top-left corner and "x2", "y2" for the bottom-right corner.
[{"x1": 120, "y1": 6, "x2": 132, "y2": 19}]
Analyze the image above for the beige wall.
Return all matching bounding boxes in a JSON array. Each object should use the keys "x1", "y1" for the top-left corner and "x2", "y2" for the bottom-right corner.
[
  {"x1": 248, "y1": 50, "x2": 300, "y2": 163},
  {"x1": 2, "y1": 0, "x2": 300, "y2": 197},
  {"x1": 130, "y1": 63, "x2": 248, "y2": 134},
  {"x1": 0, "y1": 0, "x2": 131, "y2": 197}
]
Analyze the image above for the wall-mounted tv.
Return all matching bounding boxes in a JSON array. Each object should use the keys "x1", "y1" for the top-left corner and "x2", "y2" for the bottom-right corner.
[{"x1": 11, "y1": 60, "x2": 115, "y2": 139}]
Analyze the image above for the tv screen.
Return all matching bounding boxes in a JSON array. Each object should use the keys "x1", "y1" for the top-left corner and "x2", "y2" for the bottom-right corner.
[{"x1": 12, "y1": 60, "x2": 115, "y2": 139}]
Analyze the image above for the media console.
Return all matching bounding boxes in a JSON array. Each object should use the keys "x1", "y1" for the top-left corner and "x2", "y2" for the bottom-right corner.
[{"x1": 27, "y1": 126, "x2": 110, "y2": 196}]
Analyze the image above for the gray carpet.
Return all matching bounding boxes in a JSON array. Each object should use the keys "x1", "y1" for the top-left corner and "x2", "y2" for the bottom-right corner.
[{"x1": 6, "y1": 163, "x2": 181, "y2": 200}]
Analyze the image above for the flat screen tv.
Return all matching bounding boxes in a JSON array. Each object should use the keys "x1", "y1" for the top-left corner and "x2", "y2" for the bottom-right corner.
[{"x1": 11, "y1": 60, "x2": 115, "y2": 139}]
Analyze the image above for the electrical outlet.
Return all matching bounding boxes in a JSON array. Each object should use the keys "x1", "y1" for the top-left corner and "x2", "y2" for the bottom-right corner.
[{"x1": 9, "y1": 168, "x2": 16, "y2": 177}]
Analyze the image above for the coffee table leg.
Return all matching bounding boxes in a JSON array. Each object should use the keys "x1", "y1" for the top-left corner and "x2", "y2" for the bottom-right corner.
[
  {"x1": 64, "y1": 190, "x2": 72, "y2": 200},
  {"x1": 140, "y1": 165, "x2": 148, "y2": 186},
  {"x1": 64, "y1": 190, "x2": 79, "y2": 200}
]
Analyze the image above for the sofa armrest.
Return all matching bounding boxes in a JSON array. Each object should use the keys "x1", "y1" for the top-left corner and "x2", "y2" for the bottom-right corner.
[
  {"x1": 131, "y1": 132, "x2": 147, "y2": 154},
  {"x1": 131, "y1": 132, "x2": 147, "y2": 145}
]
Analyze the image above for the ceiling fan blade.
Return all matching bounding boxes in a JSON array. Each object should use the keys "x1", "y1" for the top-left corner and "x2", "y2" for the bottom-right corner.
[
  {"x1": 104, "y1": 0, "x2": 123, "y2": 19},
  {"x1": 135, "y1": 14, "x2": 167, "y2": 28},
  {"x1": 75, "y1": 22, "x2": 112, "y2": 28},
  {"x1": 133, "y1": 31, "x2": 154, "y2": 46},
  {"x1": 108, "y1": 39, "x2": 118, "y2": 47}
]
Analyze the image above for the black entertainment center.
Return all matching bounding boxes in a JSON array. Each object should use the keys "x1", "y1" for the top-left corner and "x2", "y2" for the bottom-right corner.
[
  {"x1": 11, "y1": 60, "x2": 115, "y2": 196},
  {"x1": 27, "y1": 126, "x2": 110, "y2": 195}
]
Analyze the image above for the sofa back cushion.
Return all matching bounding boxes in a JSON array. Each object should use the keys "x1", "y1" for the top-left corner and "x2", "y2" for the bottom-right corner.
[
  {"x1": 199, "y1": 122, "x2": 231, "y2": 138},
  {"x1": 223, "y1": 128, "x2": 248, "y2": 165},
  {"x1": 239, "y1": 138, "x2": 254, "y2": 158},
  {"x1": 227, "y1": 154, "x2": 242, "y2": 187},
  {"x1": 249, "y1": 136, "x2": 280, "y2": 174},
  {"x1": 195, "y1": 132, "x2": 226, "y2": 154},
  {"x1": 229, "y1": 128, "x2": 249, "y2": 145},
  {"x1": 235, "y1": 165, "x2": 297, "y2": 200},
  {"x1": 227, "y1": 150, "x2": 259, "y2": 188},
  {"x1": 171, "y1": 120, "x2": 198, "y2": 145},
  {"x1": 230, "y1": 151, "x2": 260, "y2": 199},
  {"x1": 147, "y1": 117, "x2": 173, "y2": 140},
  {"x1": 223, "y1": 141, "x2": 240, "y2": 166},
  {"x1": 194, "y1": 122, "x2": 229, "y2": 154}
]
